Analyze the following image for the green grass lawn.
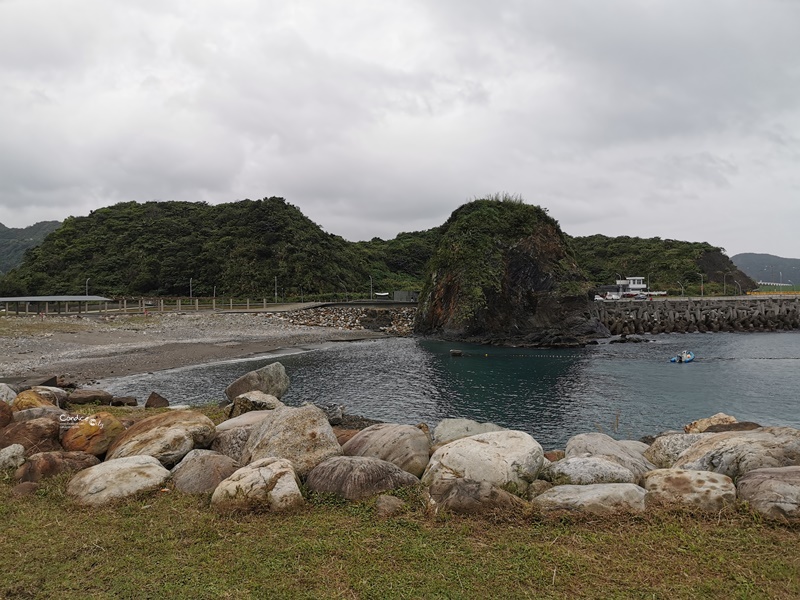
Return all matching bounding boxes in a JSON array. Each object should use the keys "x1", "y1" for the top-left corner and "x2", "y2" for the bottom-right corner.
[{"x1": 1, "y1": 472, "x2": 798, "y2": 600}]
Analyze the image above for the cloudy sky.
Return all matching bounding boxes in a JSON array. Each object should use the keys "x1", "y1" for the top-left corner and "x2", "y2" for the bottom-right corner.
[{"x1": 1, "y1": 0, "x2": 798, "y2": 258}]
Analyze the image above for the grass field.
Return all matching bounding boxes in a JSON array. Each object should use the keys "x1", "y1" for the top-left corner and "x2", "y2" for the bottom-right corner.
[{"x1": 1, "y1": 469, "x2": 798, "y2": 599}]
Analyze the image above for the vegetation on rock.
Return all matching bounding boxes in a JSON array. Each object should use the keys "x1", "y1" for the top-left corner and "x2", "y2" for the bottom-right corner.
[{"x1": 414, "y1": 195, "x2": 603, "y2": 345}]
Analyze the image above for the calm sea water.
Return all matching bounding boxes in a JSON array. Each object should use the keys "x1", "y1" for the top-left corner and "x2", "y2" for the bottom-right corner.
[{"x1": 98, "y1": 332, "x2": 800, "y2": 449}]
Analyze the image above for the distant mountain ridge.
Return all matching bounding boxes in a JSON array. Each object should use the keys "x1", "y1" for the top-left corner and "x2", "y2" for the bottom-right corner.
[
  {"x1": 0, "y1": 220, "x2": 61, "y2": 274},
  {"x1": 731, "y1": 253, "x2": 800, "y2": 284}
]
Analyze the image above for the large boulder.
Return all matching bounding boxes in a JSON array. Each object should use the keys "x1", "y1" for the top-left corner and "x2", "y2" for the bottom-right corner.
[
  {"x1": 0, "y1": 400, "x2": 12, "y2": 429},
  {"x1": 9, "y1": 389, "x2": 57, "y2": 412},
  {"x1": 0, "y1": 417, "x2": 62, "y2": 456},
  {"x1": 542, "y1": 456, "x2": 637, "y2": 485},
  {"x1": 736, "y1": 466, "x2": 800, "y2": 522},
  {"x1": 565, "y1": 433, "x2": 656, "y2": 483},
  {"x1": 643, "y1": 433, "x2": 714, "y2": 468},
  {"x1": 217, "y1": 410, "x2": 279, "y2": 433},
  {"x1": 226, "y1": 391, "x2": 284, "y2": 419},
  {"x1": 240, "y1": 405, "x2": 341, "y2": 476},
  {"x1": 672, "y1": 427, "x2": 800, "y2": 479},
  {"x1": 421, "y1": 430, "x2": 544, "y2": 495},
  {"x1": 106, "y1": 411, "x2": 216, "y2": 467},
  {"x1": 432, "y1": 418, "x2": 506, "y2": 446},
  {"x1": 306, "y1": 456, "x2": 419, "y2": 501},
  {"x1": 171, "y1": 450, "x2": 239, "y2": 494},
  {"x1": 211, "y1": 457, "x2": 304, "y2": 512},
  {"x1": 67, "y1": 389, "x2": 114, "y2": 406},
  {"x1": 224, "y1": 362, "x2": 290, "y2": 403},
  {"x1": 15, "y1": 451, "x2": 100, "y2": 483},
  {"x1": 12, "y1": 406, "x2": 66, "y2": 423},
  {"x1": 428, "y1": 478, "x2": 528, "y2": 515},
  {"x1": 31, "y1": 386, "x2": 69, "y2": 408},
  {"x1": 0, "y1": 444, "x2": 25, "y2": 470},
  {"x1": 532, "y1": 483, "x2": 647, "y2": 515},
  {"x1": 0, "y1": 383, "x2": 17, "y2": 403},
  {"x1": 684, "y1": 413, "x2": 737, "y2": 433},
  {"x1": 211, "y1": 427, "x2": 252, "y2": 464},
  {"x1": 67, "y1": 455, "x2": 171, "y2": 506},
  {"x1": 644, "y1": 469, "x2": 736, "y2": 511},
  {"x1": 342, "y1": 423, "x2": 430, "y2": 477},
  {"x1": 60, "y1": 412, "x2": 126, "y2": 456}
]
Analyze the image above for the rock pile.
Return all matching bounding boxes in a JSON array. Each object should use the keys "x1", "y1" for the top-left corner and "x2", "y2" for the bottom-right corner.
[
  {"x1": 2, "y1": 368, "x2": 799, "y2": 523},
  {"x1": 275, "y1": 306, "x2": 416, "y2": 336}
]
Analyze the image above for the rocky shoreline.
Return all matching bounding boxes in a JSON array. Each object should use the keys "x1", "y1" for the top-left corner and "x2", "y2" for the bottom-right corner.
[
  {"x1": 2, "y1": 308, "x2": 799, "y2": 523},
  {"x1": 1, "y1": 361, "x2": 799, "y2": 522}
]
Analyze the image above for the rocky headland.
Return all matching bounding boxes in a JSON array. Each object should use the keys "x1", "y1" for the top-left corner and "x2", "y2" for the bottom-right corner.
[{"x1": 414, "y1": 199, "x2": 608, "y2": 347}]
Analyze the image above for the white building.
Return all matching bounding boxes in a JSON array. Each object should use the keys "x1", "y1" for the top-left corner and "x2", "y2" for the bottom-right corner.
[{"x1": 615, "y1": 276, "x2": 647, "y2": 294}]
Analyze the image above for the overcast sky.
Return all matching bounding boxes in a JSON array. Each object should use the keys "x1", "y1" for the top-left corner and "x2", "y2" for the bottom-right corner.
[{"x1": 1, "y1": 1, "x2": 798, "y2": 258}]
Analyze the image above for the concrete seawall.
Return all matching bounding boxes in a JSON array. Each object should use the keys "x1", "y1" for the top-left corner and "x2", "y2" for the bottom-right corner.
[{"x1": 595, "y1": 296, "x2": 800, "y2": 335}]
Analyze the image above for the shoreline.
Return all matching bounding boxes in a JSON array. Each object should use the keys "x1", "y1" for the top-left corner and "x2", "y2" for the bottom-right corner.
[{"x1": 0, "y1": 312, "x2": 389, "y2": 386}]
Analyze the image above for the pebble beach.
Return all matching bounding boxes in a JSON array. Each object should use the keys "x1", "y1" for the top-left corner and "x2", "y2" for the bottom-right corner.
[{"x1": 0, "y1": 310, "x2": 398, "y2": 385}]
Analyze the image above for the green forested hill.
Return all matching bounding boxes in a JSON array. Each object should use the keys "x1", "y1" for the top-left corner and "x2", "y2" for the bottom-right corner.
[
  {"x1": 569, "y1": 234, "x2": 756, "y2": 295},
  {"x1": 0, "y1": 199, "x2": 435, "y2": 298},
  {"x1": 0, "y1": 198, "x2": 760, "y2": 298},
  {"x1": 0, "y1": 220, "x2": 61, "y2": 275}
]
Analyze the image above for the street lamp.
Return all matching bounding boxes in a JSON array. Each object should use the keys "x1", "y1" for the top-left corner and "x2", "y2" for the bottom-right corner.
[
  {"x1": 699, "y1": 273, "x2": 704, "y2": 297},
  {"x1": 369, "y1": 275, "x2": 373, "y2": 300},
  {"x1": 735, "y1": 281, "x2": 742, "y2": 295},
  {"x1": 85, "y1": 278, "x2": 90, "y2": 296},
  {"x1": 189, "y1": 278, "x2": 193, "y2": 298},
  {"x1": 677, "y1": 281, "x2": 685, "y2": 296}
]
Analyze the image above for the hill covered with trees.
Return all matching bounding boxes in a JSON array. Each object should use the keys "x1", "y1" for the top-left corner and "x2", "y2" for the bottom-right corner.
[
  {"x1": 0, "y1": 198, "x2": 434, "y2": 299},
  {"x1": 568, "y1": 235, "x2": 756, "y2": 295},
  {"x1": 0, "y1": 197, "x2": 758, "y2": 299},
  {"x1": 0, "y1": 220, "x2": 61, "y2": 275}
]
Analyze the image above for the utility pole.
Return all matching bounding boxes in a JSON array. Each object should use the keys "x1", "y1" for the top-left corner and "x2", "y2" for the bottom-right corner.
[
  {"x1": 369, "y1": 275, "x2": 373, "y2": 300},
  {"x1": 274, "y1": 276, "x2": 277, "y2": 304}
]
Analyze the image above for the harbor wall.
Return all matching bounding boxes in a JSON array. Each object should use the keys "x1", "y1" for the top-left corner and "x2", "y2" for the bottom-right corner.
[{"x1": 595, "y1": 297, "x2": 800, "y2": 335}]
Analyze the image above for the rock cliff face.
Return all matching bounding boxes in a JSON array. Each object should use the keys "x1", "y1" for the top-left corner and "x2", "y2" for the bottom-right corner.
[{"x1": 414, "y1": 198, "x2": 608, "y2": 347}]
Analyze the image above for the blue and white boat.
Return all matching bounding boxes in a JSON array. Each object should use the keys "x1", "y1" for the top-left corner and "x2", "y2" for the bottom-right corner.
[{"x1": 670, "y1": 350, "x2": 694, "y2": 363}]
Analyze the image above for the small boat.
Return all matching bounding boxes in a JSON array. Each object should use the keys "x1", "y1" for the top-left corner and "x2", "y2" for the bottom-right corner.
[
  {"x1": 670, "y1": 350, "x2": 694, "y2": 363},
  {"x1": 449, "y1": 349, "x2": 463, "y2": 357}
]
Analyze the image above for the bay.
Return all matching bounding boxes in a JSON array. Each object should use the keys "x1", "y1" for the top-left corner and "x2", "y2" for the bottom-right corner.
[{"x1": 98, "y1": 331, "x2": 800, "y2": 449}]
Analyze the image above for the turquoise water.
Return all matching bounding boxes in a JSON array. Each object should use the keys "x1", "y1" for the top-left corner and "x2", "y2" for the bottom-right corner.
[{"x1": 99, "y1": 332, "x2": 800, "y2": 449}]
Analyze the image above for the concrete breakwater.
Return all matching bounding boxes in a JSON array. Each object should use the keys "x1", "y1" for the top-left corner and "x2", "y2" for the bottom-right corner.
[{"x1": 596, "y1": 297, "x2": 800, "y2": 335}]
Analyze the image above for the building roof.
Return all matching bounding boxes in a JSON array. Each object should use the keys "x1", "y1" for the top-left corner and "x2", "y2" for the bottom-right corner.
[{"x1": 0, "y1": 296, "x2": 112, "y2": 302}]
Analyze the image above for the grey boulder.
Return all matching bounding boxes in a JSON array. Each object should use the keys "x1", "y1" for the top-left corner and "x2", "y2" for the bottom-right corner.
[
  {"x1": 736, "y1": 466, "x2": 800, "y2": 522},
  {"x1": 306, "y1": 456, "x2": 420, "y2": 501},
  {"x1": 342, "y1": 423, "x2": 430, "y2": 477},
  {"x1": 224, "y1": 362, "x2": 290, "y2": 402},
  {"x1": 171, "y1": 449, "x2": 239, "y2": 494},
  {"x1": 67, "y1": 456, "x2": 170, "y2": 506}
]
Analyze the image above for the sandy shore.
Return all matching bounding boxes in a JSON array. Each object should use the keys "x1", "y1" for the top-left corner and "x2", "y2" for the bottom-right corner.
[{"x1": 0, "y1": 312, "x2": 387, "y2": 386}]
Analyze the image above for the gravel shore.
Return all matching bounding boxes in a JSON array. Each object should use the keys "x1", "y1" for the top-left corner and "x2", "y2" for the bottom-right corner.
[{"x1": 0, "y1": 312, "x2": 388, "y2": 386}]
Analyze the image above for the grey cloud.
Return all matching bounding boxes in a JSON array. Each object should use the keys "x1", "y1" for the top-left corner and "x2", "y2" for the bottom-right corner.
[{"x1": 0, "y1": 0, "x2": 798, "y2": 258}]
